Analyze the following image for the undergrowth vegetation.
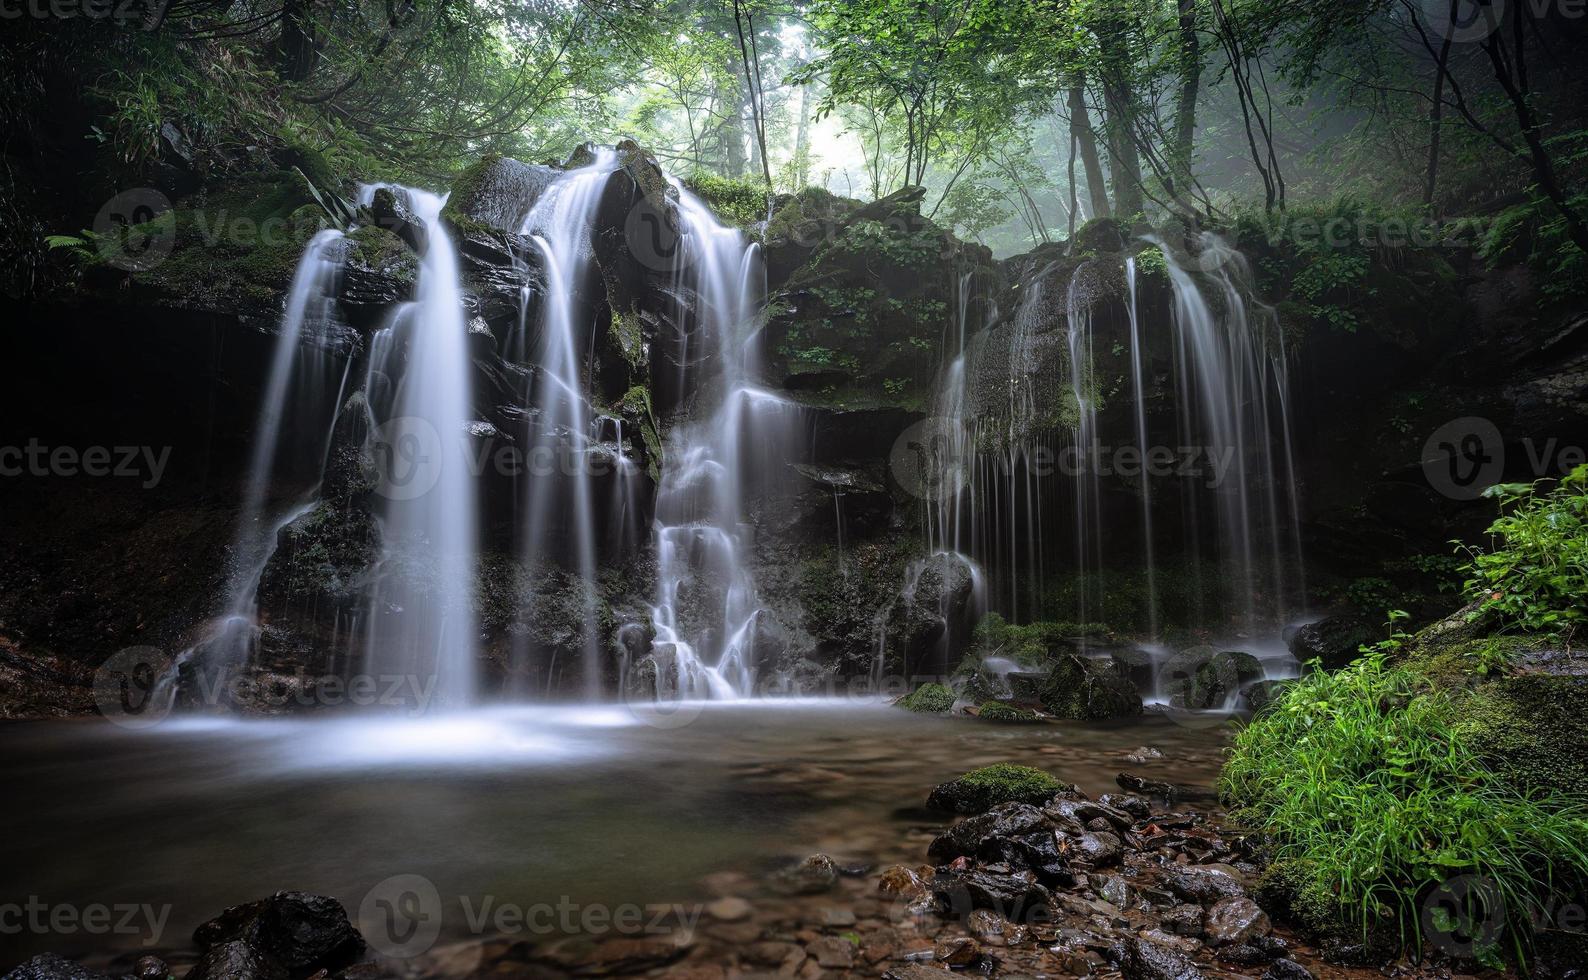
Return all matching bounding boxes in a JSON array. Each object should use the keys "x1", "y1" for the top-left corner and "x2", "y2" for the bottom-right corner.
[
  {"x1": 1223, "y1": 647, "x2": 1588, "y2": 966},
  {"x1": 1225, "y1": 466, "x2": 1588, "y2": 967},
  {"x1": 1458, "y1": 464, "x2": 1588, "y2": 637}
]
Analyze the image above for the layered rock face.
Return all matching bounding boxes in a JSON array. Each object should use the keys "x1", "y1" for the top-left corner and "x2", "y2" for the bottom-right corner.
[{"x1": 4, "y1": 135, "x2": 1585, "y2": 712}]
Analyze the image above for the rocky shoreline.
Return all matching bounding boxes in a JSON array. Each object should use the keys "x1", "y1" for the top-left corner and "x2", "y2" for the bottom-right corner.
[{"x1": 5, "y1": 756, "x2": 1454, "y2": 980}]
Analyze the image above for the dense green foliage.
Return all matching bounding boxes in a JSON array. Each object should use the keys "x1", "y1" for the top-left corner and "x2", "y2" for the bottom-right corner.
[
  {"x1": 1459, "y1": 465, "x2": 1588, "y2": 636},
  {"x1": 1224, "y1": 647, "x2": 1588, "y2": 964}
]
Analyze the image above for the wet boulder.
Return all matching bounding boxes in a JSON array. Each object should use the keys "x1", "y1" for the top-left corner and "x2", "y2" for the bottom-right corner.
[
  {"x1": 192, "y1": 891, "x2": 363, "y2": 977},
  {"x1": 184, "y1": 940, "x2": 289, "y2": 980},
  {"x1": 256, "y1": 500, "x2": 381, "y2": 615},
  {"x1": 927, "y1": 764, "x2": 1063, "y2": 814},
  {"x1": 1205, "y1": 896, "x2": 1271, "y2": 945},
  {"x1": 927, "y1": 802, "x2": 1051, "y2": 861},
  {"x1": 1113, "y1": 936, "x2": 1208, "y2": 980},
  {"x1": 931, "y1": 867, "x2": 1052, "y2": 921},
  {"x1": 1174, "y1": 651, "x2": 1265, "y2": 709},
  {"x1": 1288, "y1": 613, "x2": 1379, "y2": 672},
  {"x1": 1162, "y1": 865, "x2": 1250, "y2": 905},
  {"x1": 337, "y1": 224, "x2": 418, "y2": 324},
  {"x1": 1039, "y1": 653, "x2": 1143, "y2": 720},
  {"x1": 441, "y1": 153, "x2": 560, "y2": 233},
  {"x1": 0, "y1": 954, "x2": 114, "y2": 980},
  {"x1": 367, "y1": 186, "x2": 427, "y2": 254}
]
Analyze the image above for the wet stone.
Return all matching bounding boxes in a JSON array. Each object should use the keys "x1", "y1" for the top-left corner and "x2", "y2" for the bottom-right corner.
[
  {"x1": 1204, "y1": 896, "x2": 1270, "y2": 946},
  {"x1": 805, "y1": 936, "x2": 856, "y2": 969}
]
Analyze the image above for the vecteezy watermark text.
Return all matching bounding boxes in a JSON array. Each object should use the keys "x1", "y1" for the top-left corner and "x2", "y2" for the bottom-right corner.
[
  {"x1": 0, "y1": 440, "x2": 170, "y2": 488},
  {"x1": 0, "y1": 898, "x2": 171, "y2": 947},
  {"x1": 358, "y1": 874, "x2": 702, "y2": 959}
]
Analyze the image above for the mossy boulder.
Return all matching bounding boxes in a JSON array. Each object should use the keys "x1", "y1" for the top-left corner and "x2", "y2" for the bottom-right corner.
[
  {"x1": 1457, "y1": 660, "x2": 1588, "y2": 798},
  {"x1": 119, "y1": 170, "x2": 328, "y2": 321},
  {"x1": 256, "y1": 501, "x2": 380, "y2": 613},
  {"x1": 1072, "y1": 216, "x2": 1126, "y2": 254},
  {"x1": 441, "y1": 153, "x2": 559, "y2": 233},
  {"x1": 337, "y1": 224, "x2": 418, "y2": 323},
  {"x1": 975, "y1": 701, "x2": 1042, "y2": 724},
  {"x1": 1039, "y1": 653, "x2": 1142, "y2": 720},
  {"x1": 926, "y1": 763, "x2": 1063, "y2": 813},
  {"x1": 897, "y1": 682, "x2": 955, "y2": 713},
  {"x1": 765, "y1": 187, "x2": 992, "y2": 413},
  {"x1": 1400, "y1": 611, "x2": 1588, "y2": 798},
  {"x1": 1167, "y1": 650, "x2": 1265, "y2": 709}
]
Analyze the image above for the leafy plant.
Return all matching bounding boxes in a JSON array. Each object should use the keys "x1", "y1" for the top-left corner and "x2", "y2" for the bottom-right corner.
[
  {"x1": 1224, "y1": 647, "x2": 1588, "y2": 963},
  {"x1": 1458, "y1": 464, "x2": 1588, "y2": 636}
]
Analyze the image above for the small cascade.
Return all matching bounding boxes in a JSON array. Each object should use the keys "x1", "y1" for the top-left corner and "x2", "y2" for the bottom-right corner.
[
  {"x1": 518, "y1": 148, "x2": 619, "y2": 699},
  {"x1": 360, "y1": 186, "x2": 481, "y2": 709},
  {"x1": 157, "y1": 230, "x2": 348, "y2": 699},
  {"x1": 645, "y1": 184, "x2": 802, "y2": 700},
  {"x1": 1124, "y1": 258, "x2": 1159, "y2": 639},
  {"x1": 934, "y1": 228, "x2": 1304, "y2": 687},
  {"x1": 1064, "y1": 264, "x2": 1102, "y2": 626},
  {"x1": 1148, "y1": 232, "x2": 1305, "y2": 632}
]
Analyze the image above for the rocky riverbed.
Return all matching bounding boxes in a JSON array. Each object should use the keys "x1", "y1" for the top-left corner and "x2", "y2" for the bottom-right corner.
[{"x1": 1, "y1": 706, "x2": 1489, "y2": 980}]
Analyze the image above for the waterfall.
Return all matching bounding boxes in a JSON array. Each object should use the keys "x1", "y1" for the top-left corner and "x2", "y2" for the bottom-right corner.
[
  {"x1": 1125, "y1": 257, "x2": 1159, "y2": 639},
  {"x1": 1064, "y1": 264, "x2": 1102, "y2": 626},
  {"x1": 644, "y1": 184, "x2": 800, "y2": 700},
  {"x1": 360, "y1": 187, "x2": 481, "y2": 709},
  {"x1": 519, "y1": 148, "x2": 618, "y2": 699},
  {"x1": 1148, "y1": 232, "x2": 1304, "y2": 632},
  {"x1": 156, "y1": 229, "x2": 347, "y2": 701}
]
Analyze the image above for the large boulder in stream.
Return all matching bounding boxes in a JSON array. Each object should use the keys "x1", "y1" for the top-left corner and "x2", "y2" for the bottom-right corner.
[{"x1": 1039, "y1": 653, "x2": 1143, "y2": 720}]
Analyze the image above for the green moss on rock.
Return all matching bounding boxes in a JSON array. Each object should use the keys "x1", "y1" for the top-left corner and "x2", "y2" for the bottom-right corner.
[
  {"x1": 1039, "y1": 654, "x2": 1143, "y2": 720},
  {"x1": 975, "y1": 701, "x2": 1042, "y2": 723},
  {"x1": 897, "y1": 682, "x2": 954, "y2": 713},
  {"x1": 926, "y1": 763, "x2": 1063, "y2": 813}
]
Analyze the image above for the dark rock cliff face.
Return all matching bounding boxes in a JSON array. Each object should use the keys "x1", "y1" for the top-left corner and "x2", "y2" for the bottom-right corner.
[{"x1": 2, "y1": 138, "x2": 1585, "y2": 714}]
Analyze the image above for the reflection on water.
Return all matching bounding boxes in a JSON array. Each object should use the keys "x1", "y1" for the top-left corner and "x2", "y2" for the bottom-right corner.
[{"x1": 0, "y1": 702, "x2": 1232, "y2": 965}]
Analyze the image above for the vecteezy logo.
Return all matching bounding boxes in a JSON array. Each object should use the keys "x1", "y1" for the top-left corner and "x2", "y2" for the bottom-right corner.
[
  {"x1": 370, "y1": 416, "x2": 443, "y2": 502},
  {"x1": 889, "y1": 417, "x2": 971, "y2": 502},
  {"x1": 622, "y1": 195, "x2": 689, "y2": 273},
  {"x1": 92, "y1": 189, "x2": 175, "y2": 272},
  {"x1": 359, "y1": 873, "x2": 443, "y2": 959},
  {"x1": 1423, "y1": 0, "x2": 1506, "y2": 43},
  {"x1": 92, "y1": 646, "x2": 174, "y2": 730},
  {"x1": 1422, "y1": 874, "x2": 1506, "y2": 958},
  {"x1": 1422, "y1": 416, "x2": 1503, "y2": 500}
]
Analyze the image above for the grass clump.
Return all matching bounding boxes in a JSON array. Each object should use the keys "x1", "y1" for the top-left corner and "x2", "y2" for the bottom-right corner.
[
  {"x1": 1222, "y1": 648, "x2": 1588, "y2": 965},
  {"x1": 896, "y1": 682, "x2": 954, "y2": 714},
  {"x1": 926, "y1": 763, "x2": 1062, "y2": 814}
]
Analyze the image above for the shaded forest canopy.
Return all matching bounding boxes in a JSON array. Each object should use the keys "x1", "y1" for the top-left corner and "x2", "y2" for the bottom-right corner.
[{"x1": 3, "y1": 0, "x2": 1587, "y2": 281}]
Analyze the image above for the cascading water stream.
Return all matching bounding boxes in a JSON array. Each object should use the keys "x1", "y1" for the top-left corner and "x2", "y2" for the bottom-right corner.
[
  {"x1": 518, "y1": 149, "x2": 618, "y2": 699},
  {"x1": 1147, "y1": 232, "x2": 1304, "y2": 632},
  {"x1": 644, "y1": 184, "x2": 802, "y2": 700},
  {"x1": 1124, "y1": 257, "x2": 1159, "y2": 640},
  {"x1": 154, "y1": 229, "x2": 348, "y2": 702},
  {"x1": 360, "y1": 186, "x2": 481, "y2": 709}
]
